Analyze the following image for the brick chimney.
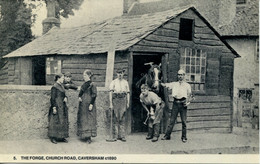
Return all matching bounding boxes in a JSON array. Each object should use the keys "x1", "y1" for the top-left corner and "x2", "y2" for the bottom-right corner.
[
  {"x1": 42, "y1": 0, "x2": 60, "y2": 35},
  {"x1": 123, "y1": 0, "x2": 139, "y2": 14}
]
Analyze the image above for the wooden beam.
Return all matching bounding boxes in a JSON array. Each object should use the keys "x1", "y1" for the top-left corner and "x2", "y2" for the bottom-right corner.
[
  {"x1": 127, "y1": 51, "x2": 133, "y2": 134},
  {"x1": 105, "y1": 50, "x2": 115, "y2": 88}
]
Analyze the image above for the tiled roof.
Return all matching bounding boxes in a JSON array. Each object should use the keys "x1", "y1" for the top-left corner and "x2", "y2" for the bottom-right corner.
[
  {"x1": 218, "y1": 0, "x2": 259, "y2": 36},
  {"x1": 4, "y1": 6, "x2": 191, "y2": 58},
  {"x1": 4, "y1": 6, "x2": 239, "y2": 58}
]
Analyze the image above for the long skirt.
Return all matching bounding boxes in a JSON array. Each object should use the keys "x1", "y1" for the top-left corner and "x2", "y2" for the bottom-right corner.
[{"x1": 48, "y1": 103, "x2": 69, "y2": 139}]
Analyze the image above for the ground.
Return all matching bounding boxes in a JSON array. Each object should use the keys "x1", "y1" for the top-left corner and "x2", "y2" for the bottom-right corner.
[{"x1": 0, "y1": 127, "x2": 258, "y2": 155}]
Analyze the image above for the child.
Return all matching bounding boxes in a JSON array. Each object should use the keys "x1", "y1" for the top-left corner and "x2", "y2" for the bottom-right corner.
[{"x1": 64, "y1": 72, "x2": 78, "y2": 90}]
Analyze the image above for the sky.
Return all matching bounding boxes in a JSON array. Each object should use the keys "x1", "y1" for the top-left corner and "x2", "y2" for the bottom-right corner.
[{"x1": 31, "y1": 0, "x2": 160, "y2": 36}]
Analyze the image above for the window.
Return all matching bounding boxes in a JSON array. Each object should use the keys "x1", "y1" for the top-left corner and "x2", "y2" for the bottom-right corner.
[
  {"x1": 239, "y1": 89, "x2": 253, "y2": 102},
  {"x1": 180, "y1": 47, "x2": 207, "y2": 91},
  {"x1": 179, "y1": 18, "x2": 194, "y2": 41},
  {"x1": 236, "y1": 0, "x2": 246, "y2": 5},
  {"x1": 46, "y1": 57, "x2": 61, "y2": 74}
]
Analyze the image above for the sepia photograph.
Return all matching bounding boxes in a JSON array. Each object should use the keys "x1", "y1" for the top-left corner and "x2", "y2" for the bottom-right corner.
[{"x1": 0, "y1": 0, "x2": 259, "y2": 163}]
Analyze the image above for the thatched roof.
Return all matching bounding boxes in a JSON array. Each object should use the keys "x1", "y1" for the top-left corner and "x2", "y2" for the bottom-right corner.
[{"x1": 4, "y1": 6, "x2": 239, "y2": 58}]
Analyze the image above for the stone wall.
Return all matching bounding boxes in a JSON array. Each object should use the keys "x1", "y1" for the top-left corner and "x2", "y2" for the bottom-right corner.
[{"x1": 0, "y1": 85, "x2": 111, "y2": 140}]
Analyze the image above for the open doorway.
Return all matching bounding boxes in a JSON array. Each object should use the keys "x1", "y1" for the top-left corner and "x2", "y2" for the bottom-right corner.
[
  {"x1": 32, "y1": 57, "x2": 46, "y2": 85},
  {"x1": 131, "y1": 54, "x2": 162, "y2": 132}
]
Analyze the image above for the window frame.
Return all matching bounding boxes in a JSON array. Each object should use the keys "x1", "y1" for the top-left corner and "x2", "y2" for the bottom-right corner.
[
  {"x1": 180, "y1": 47, "x2": 207, "y2": 93},
  {"x1": 46, "y1": 57, "x2": 62, "y2": 75}
]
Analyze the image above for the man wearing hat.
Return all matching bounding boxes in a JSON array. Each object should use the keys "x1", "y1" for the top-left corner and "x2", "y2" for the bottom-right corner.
[
  {"x1": 109, "y1": 68, "x2": 130, "y2": 142},
  {"x1": 161, "y1": 69, "x2": 192, "y2": 143},
  {"x1": 64, "y1": 72, "x2": 78, "y2": 90}
]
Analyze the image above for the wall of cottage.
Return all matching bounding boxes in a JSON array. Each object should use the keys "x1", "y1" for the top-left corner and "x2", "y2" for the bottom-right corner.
[{"x1": 0, "y1": 85, "x2": 112, "y2": 140}]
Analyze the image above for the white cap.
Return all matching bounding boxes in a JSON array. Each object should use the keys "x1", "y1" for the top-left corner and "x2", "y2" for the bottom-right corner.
[{"x1": 178, "y1": 69, "x2": 185, "y2": 75}]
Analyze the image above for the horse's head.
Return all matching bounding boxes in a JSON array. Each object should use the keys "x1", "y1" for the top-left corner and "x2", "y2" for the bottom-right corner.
[{"x1": 145, "y1": 62, "x2": 162, "y2": 93}]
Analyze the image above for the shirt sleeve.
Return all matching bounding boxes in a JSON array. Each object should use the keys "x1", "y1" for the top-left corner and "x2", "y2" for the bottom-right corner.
[
  {"x1": 187, "y1": 83, "x2": 192, "y2": 95},
  {"x1": 165, "y1": 82, "x2": 173, "y2": 88},
  {"x1": 50, "y1": 87, "x2": 57, "y2": 108},
  {"x1": 90, "y1": 83, "x2": 97, "y2": 105}
]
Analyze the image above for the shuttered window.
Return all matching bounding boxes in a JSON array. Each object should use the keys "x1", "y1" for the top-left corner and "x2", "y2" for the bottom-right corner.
[
  {"x1": 46, "y1": 57, "x2": 61, "y2": 74},
  {"x1": 180, "y1": 47, "x2": 207, "y2": 91}
]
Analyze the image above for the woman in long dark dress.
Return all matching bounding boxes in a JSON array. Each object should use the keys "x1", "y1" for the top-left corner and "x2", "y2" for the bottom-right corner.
[
  {"x1": 48, "y1": 73, "x2": 69, "y2": 144},
  {"x1": 77, "y1": 69, "x2": 97, "y2": 143}
]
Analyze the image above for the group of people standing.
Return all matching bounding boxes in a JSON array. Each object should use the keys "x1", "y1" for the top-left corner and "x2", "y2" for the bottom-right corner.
[
  {"x1": 48, "y1": 70, "x2": 97, "y2": 144},
  {"x1": 47, "y1": 68, "x2": 192, "y2": 144}
]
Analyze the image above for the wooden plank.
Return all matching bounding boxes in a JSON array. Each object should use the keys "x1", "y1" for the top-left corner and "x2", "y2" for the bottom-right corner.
[
  {"x1": 73, "y1": 74, "x2": 105, "y2": 82},
  {"x1": 62, "y1": 63, "x2": 107, "y2": 69},
  {"x1": 63, "y1": 58, "x2": 93, "y2": 64},
  {"x1": 145, "y1": 34, "x2": 179, "y2": 43},
  {"x1": 162, "y1": 22, "x2": 180, "y2": 31},
  {"x1": 188, "y1": 102, "x2": 230, "y2": 109},
  {"x1": 153, "y1": 28, "x2": 179, "y2": 37},
  {"x1": 130, "y1": 45, "x2": 176, "y2": 53},
  {"x1": 172, "y1": 127, "x2": 231, "y2": 133},
  {"x1": 194, "y1": 26, "x2": 215, "y2": 35},
  {"x1": 194, "y1": 38, "x2": 223, "y2": 46},
  {"x1": 172, "y1": 120, "x2": 230, "y2": 131},
  {"x1": 137, "y1": 39, "x2": 178, "y2": 49},
  {"x1": 62, "y1": 69, "x2": 106, "y2": 75},
  {"x1": 187, "y1": 115, "x2": 231, "y2": 122},
  {"x1": 187, "y1": 108, "x2": 231, "y2": 116}
]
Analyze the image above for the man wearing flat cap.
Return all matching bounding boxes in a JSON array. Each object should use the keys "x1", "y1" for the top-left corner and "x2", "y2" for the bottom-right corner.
[
  {"x1": 109, "y1": 68, "x2": 130, "y2": 142},
  {"x1": 161, "y1": 69, "x2": 192, "y2": 143},
  {"x1": 64, "y1": 72, "x2": 78, "y2": 90}
]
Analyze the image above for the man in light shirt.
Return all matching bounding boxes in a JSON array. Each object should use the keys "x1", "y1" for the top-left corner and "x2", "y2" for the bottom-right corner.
[
  {"x1": 109, "y1": 69, "x2": 130, "y2": 142},
  {"x1": 161, "y1": 69, "x2": 191, "y2": 143}
]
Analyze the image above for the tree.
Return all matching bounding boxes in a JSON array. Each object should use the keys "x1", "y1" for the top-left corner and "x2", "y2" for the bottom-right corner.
[
  {"x1": 0, "y1": 0, "x2": 84, "y2": 66},
  {"x1": 34, "y1": 0, "x2": 84, "y2": 19}
]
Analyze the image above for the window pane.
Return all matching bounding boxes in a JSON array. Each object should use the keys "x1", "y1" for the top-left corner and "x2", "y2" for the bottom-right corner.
[
  {"x1": 195, "y1": 84, "x2": 199, "y2": 91},
  {"x1": 192, "y1": 49, "x2": 196, "y2": 56},
  {"x1": 200, "y1": 84, "x2": 205, "y2": 90},
  {"x1": 191, "y1": 57, "x2": 195, "y2": 65},
  {"x1": 202, "y1": 58, "x2": 206, "y2": 66},
  {"x1": 186, "y1": 58, "x2": 190, "y2": 64},
  {"x1": 196, "y1": 58, "x2": 200, "y2": 65},
  {"x1": 201, "y1": 67, "x2": 205, "y2": 74},
  {"x1": 196, "y1": 49, "x2": 201, "y2": 57},
  {"x1": 191, "y1": 66, "x2": 195, "y2": 73},
  {"x1": 201, "y1": 75, "x2": 205, "y2": 82},
  {"x1": 186, "y1": 66, "x2": 190, "y2": 73},
  {"x1": 191, "y1": 74, "x2": 195, "y2": 81},
  {"x1": 196, "y1": 66, "x2": 200, "y2": 73},
  {"x1": 186, "y1": 48, "x2": 191, "y2": 56}
]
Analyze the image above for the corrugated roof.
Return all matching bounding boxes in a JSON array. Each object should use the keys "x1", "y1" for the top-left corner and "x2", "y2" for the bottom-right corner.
[
  {"x1": 218, "y1": 0, "x2": 259, "y2": 36},
  {"x1": 4, "y1": 6, "x2": 239, "y2": 58},
  {"x1": 4, "y1": 7, "x2": 190, "y2": 58}
]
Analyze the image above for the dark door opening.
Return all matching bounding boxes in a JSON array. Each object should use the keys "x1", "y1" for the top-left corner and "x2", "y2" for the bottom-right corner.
[
  {"x1": 32, "y1": 57, "x2": 46, "y2": 85},
  {"x1": 132, "y1": 54, "x2": 162, "y2": 133}
]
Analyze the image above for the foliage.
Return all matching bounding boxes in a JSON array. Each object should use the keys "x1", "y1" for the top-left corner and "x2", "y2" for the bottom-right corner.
[{"x1": 0, "y1": 0, "x2": 34, "y2": 66}]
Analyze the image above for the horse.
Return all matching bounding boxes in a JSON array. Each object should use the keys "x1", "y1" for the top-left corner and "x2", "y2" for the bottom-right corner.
[{"x1": 135, "y1": 62, "x2": 164, "y2": 97}]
